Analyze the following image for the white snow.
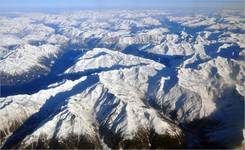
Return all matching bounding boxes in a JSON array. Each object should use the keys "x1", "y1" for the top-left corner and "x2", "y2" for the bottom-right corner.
[{"x1": 0, "y1": 10, "x2": 244, "y2": 149}]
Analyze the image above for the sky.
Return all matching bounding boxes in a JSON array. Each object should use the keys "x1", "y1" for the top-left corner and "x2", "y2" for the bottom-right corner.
[{"x1": 0, "y1": 0, "x2": 244, "y2": 11}]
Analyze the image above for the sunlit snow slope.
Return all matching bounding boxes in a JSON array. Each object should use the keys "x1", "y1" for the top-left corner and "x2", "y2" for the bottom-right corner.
[{"x1": 0, "y1": 10, "x2": 244, "y2": 149}]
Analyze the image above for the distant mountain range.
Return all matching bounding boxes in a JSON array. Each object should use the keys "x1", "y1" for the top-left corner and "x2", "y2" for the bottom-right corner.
[{"x1": 0, "y1": 10, "x2": 244, "y2": 149}]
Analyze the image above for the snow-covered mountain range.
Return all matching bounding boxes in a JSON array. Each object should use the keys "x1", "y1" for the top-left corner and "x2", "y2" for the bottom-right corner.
[{"x1": 0, "y1": 10, "x2": 244, "y2": 149}]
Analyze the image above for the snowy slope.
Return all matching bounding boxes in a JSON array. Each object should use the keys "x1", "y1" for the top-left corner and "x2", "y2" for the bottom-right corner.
[
  {"x1": 0, "y1": 44, "x2": 60, "y2": 86},
  {"x1": 0, "y1": 48, "x2": 184, "y2": 148},
  {"x1": 0, "y1": 10, "x2": 244, "y2": 149}
]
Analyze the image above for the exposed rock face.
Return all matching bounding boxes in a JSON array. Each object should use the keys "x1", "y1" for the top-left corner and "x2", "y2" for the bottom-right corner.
[{"x1": 0, "y1": 10, "x2": 244, "y2": 149}]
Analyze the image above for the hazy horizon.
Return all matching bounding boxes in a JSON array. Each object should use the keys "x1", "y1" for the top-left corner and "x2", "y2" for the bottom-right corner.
[{"x1": 1, "y1": 0, "x2": 244, "y2": 12}]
